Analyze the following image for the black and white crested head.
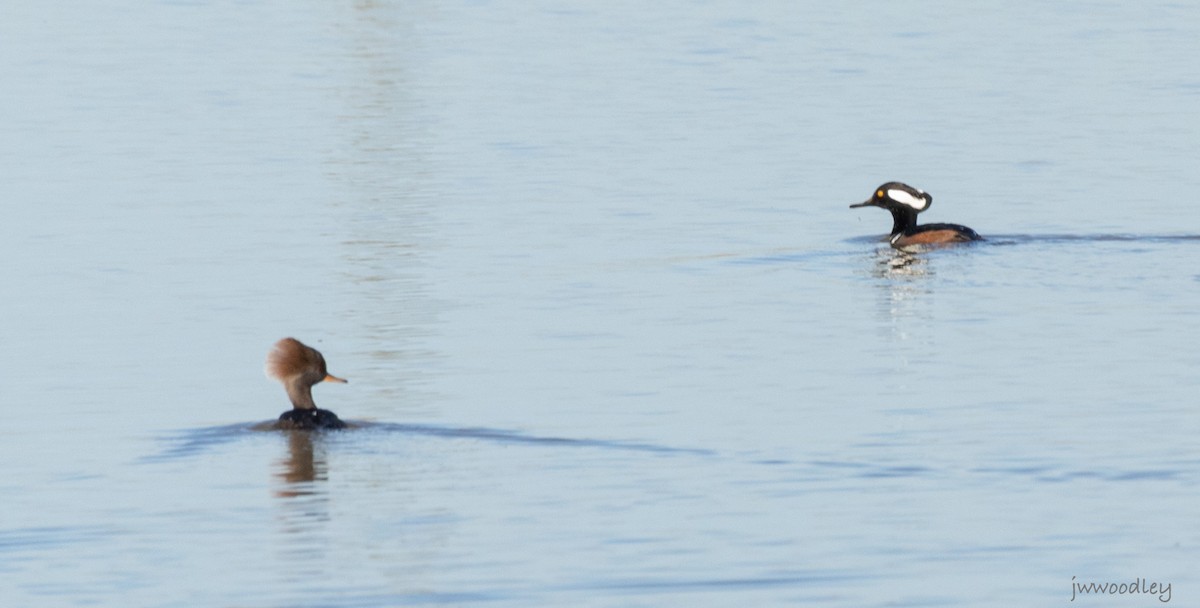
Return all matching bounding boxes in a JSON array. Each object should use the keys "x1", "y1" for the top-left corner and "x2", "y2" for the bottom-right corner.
[
  {"x1": 849, "y1": 181, "x2": 933, "y2": 214},
  {"x1": 876, "y1": 182, "x2": 932, "y2": 212},
  {"x1": 849, "y1": 181, "x2": 938, "y2": 239}
]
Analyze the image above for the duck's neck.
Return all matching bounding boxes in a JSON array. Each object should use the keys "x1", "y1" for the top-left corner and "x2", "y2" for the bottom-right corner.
[
  {"x1": 284, "y1": 381, "x2": 317, "y2": 410},
  {"x1": 887, "y1": 206, "x2": 919, "y2": 236}
]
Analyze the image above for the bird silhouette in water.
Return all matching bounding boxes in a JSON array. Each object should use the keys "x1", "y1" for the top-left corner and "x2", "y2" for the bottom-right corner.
[{"x1": 265, "y1": 337, "x2": 348, "y2": 430}]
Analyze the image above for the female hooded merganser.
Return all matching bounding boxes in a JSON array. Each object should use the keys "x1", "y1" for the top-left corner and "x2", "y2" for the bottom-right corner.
[
  {"x1": 266, "y1": 337, "x2": 348, "y2": 430},
  {"x1": 850, "y1": 182, "x2": 982, "y2": 249}
]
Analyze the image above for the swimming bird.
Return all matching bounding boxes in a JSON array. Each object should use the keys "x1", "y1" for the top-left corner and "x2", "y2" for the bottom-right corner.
[
  {"x1": 850, "y1": 182, "x2": 983, "y2": 249},
  {"x1": 266, "y1": 337, "x2": 348, "y2": 430}
]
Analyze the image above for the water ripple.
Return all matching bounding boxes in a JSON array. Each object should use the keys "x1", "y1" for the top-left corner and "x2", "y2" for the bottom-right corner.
[{"x1": 141, "y1": 421, "x2": 714, "y2": 463}]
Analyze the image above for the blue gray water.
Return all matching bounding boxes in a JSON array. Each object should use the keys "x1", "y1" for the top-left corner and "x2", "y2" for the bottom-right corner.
[{"x1": 2, "y1": 1, "x2": 1198, "y2": 606}]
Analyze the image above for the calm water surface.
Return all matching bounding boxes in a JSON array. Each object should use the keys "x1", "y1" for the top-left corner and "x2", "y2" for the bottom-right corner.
[{"x1": 2, "y1": 1, "x2": 1199, "y2": 606}]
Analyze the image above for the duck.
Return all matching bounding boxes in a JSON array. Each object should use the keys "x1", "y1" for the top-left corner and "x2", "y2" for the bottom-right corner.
[
  {"x1": 265, "y1": 337, "x2": 348, "y2": 430},
  {"x1": 850, "y1": 182, "x2": 983, "y2": 249}
]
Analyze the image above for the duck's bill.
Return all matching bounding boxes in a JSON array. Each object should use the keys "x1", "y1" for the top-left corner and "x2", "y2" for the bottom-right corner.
[
  {"x1": 323, "y1": 374, "x2": 349, "y2": 384},
  {"x1": 849, "y1": 199, "x2": 876, "y2": 209}
]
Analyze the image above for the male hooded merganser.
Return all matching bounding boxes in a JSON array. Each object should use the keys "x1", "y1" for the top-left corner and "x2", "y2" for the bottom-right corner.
[
  {"x1": 850, "y1": 182, "x2": 982, "y2": 249},
  {"x1": 266, "y1": 337, "x2": 348, "y2": 430}
]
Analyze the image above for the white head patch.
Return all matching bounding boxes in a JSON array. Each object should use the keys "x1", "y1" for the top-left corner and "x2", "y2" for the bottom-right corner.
[{"x1": 887, "y1": 188, "x2": 929, "y2": 211}]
